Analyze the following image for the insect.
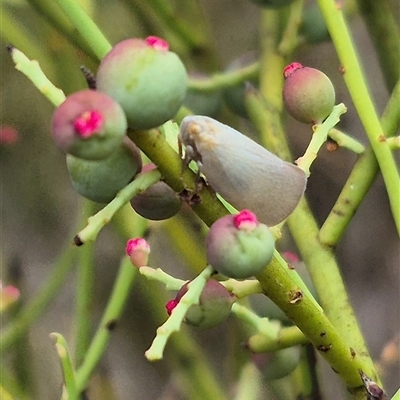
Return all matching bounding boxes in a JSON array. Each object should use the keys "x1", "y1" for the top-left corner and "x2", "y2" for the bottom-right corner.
[{"x1": 178, "y1": 116, "x2": 307, "y2": 226}]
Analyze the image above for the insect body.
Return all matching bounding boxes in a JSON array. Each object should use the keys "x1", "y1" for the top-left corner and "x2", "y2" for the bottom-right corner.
[{"x1": 179, "y1": 116, "x2": 307, "y2": 226}]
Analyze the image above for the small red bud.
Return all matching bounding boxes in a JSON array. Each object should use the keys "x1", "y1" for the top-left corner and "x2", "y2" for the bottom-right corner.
[
  {"x1": 73, "y1": 110, "x2": 104, "y2": 138},
  {"x1": 126, "y1": 238, "x2": 150, "y2": 268},
  {"x1": 145, "y1": 36, "x2": 169, "y2": 51}
]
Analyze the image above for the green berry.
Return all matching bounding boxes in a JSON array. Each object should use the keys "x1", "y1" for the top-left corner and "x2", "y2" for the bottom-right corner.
[
  {"x1": 96, "y1": 36, "x2": 188, "y2": 130},
  {"x1": 283, "y1": 63, "x2": 335, "y2": 124},
  {"x1": 300, "y1": 4, "x2": 330, "y2": 44},
  {"x1": 130, "y1": 163, "x2": 182, "y2": 220},
  {"x1": 206, "y1": 210, "x2": 275, "y2": 279},
  {"x1": 52, "y1": 89, "x2": 127, "y2": 160},
  {"x1": 166, "y1": 280, "x2": 235, "y2": 329},
  {"x1": 253, "y1": 346, "x2": 301, "y2": 380},
  {"x1": 66, "y1": 138, "x2": 142, "y2": 203}
]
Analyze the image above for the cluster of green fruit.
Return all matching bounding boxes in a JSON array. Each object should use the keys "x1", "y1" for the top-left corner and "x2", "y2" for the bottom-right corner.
[{"x1": 52, "y1": 36, "x2": 186, "y2": 219}]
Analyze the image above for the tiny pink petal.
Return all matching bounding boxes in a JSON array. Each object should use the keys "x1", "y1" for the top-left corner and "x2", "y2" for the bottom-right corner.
[
  {"x1": 165, "y1": 299, "x2": 178, "y2": 315},
  {"x1": 233, "y1": 210, "x2": 258, "y2": 231},
  {"x1": 145, "y1": 36, "x2": 169, "y2": 52},
  {"x1": 283, "y1": 62, "x2": 304, "y2": 79},
  {"x1": 73, "y1": 110, "x2": 104, "y2": 137}
]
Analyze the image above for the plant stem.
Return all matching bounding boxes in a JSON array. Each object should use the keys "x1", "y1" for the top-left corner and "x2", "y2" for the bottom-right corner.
[
  {"x1": 50, "y1": 332, "x2": 78, "y2": 400},
  {"x1": 319, "y1": 79, "x2": 400, "y2": 246},
  {"x1": 53, "y1": 0, "x2": 112, "y2": 59},
  {"x1": 25, "y1": 0, "x2": 99, "y2": 60},
  {"x1": 74, "y1": 203, "x2": 97, "y2": 366},
  {"x1": 188, "y1": 61, "x2": 259, "y2": 92},
  {"x1": 317, "y1": 0, "x2": 400, "y2": 234},
  {"x1": 356, "y1": 0, "x2": 400, "y2": 92},
  {"x1": 0, "y1": 244, "x2": 78, "y2": 353},
  {"x1": 75, "y1": 169, "x2": 162, "y2": 244},
  {"x1": 75, "y1": 256, "x2": 137, "y2": 392}
]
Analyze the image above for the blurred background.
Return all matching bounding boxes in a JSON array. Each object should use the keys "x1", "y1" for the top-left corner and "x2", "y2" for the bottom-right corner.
[{"x1": 1, "y1": 0, "x2": 399, "y2": 399}]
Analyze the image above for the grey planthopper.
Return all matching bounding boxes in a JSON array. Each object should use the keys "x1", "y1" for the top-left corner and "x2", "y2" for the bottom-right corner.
[{"x1": 179, "y1": 116, "x2": 307, "y2": 226}]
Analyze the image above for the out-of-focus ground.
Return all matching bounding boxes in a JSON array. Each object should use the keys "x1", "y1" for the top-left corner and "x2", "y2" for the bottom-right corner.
[{"x1": 1, "y1": 0, "x2": 399, "y2": 399}]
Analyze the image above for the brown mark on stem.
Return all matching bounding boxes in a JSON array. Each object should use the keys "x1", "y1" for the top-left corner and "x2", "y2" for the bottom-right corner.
[
  {"x1": 350, "y1": 347, "x2": 357, "y2": 359},
  {"x1": 317, "y1": 344, "x2": 332, "y2": 352},
  {"x1": 74, "y1": 235, "x2": 84, "y2": 246},
  {"x1": 106, "y1": 319, "x2": 118, "y2": 331},
  {"x1": 378, "y1": 135, "x2": 387, "y2": 142},
  {"x1": 289, "y1": 290, "x2": 303, "y2": 304}
]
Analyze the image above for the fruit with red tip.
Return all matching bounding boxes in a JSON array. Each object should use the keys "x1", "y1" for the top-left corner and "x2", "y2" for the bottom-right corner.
[
  {"x1": 66, "y1": 137, "x2": 142, "y2": 203},
  {"x1": 52, "y1": 89, "x2": 127, "y2": 160},
  {"x1": 130, "y1": 164, "x2": 182, "y2": 220},
  {"x1": 206, "y1": 210, "x2": 275, "y2": 279},
  {"x1": 166, "y1": 280, "x2": 235, "y2": 329},
  {"x1": 96, "y1": 36, "x2": 188, "y2": 130},
  {"x1": 283, "y1": 63, "x2": 335, "y2": 124}
]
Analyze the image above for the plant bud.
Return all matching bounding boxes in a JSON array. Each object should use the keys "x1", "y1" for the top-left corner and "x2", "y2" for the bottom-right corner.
[
  {"x1": 249, "y1": 0, "x2": 296, "y2": 8},
  {"x1": 206, "y1": 210, "x2": 275, "y2": 279},
  {"x1": 126, "y1": 238, "x2": 150, "y2": 267},
  {"x1": 52, "y1": 89, "x2": 127, "y2": 160},
  {"x1": 166, "y1": 279, "x2": 235, "y2": 329},
  {"x1": 283, "y1": 63, "x2": 335, "y2": 124},
  {"x1": 253, "y1": 346, "x2": 301, "y2": 380},
  {"x1": 96, "y1": 36, "x2": 188, "y2": 130},
  {"x1": 0, "y1": 282, "x2": 20, "y2": 312},
  {"x1": 66, "y1": 137, "x2": 142, "y2": 203},
  {"x1": 130, "y1": 164, "x2": 182, "y2": 220}
]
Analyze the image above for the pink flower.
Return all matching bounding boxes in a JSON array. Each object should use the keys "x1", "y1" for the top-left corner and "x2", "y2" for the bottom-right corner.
[{"x1": 126, "y1": 238, "x2": 150, "y2": 268}]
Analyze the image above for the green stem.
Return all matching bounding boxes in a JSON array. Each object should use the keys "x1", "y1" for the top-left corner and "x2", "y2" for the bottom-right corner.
[
  {"x1": 0, "y1": 244, "x2": 78, "y2": 353},
  {"x1": 75, "y1": 256, "x2": 137, "y2": 392},
  {"x1": 356, "y1": 0, "x2": 400, "y2": 92},
  {"x1": 25, "y1": 0, "x2": 98, "y2": 61},
  {"x1": 53, "y1": 0, "x2": 112, "y2": 59},
  {"x1": 317, "y1": 0, "x2": 400, "y2": 234},
  {"x1": 127, "y1": 128, "x2": 230, "y2": 227},
  {"x1": 50, "y1": 332, "x2": 78, "y2": 400},
  {"x1": 319, "y1": 79, "x2": 400, "y2": 246},
  {"x1": 255, "y1": 257, "x2": 367, "y2": 389},
  {"x1": 8, "y1": 46, "x2": 66, "y2": 106},
  {"x1": 328, "y1": 128, "x2": 365, "y2": 154},
  {"x1": 75, "y1": 169, "x2": 162, "y2": 244},
  {"x1": 145, "y1": 265, "x2": 214, "y2": 360},
  {"x1": 234, "y1": 362, "x2": 262, "y2": 400},
  {"x1": 74, "y1": 203, "x2": 97, "y2": 366},
  {"x1": 188, "y1": 61, "x2": 259, "y2": 92}
]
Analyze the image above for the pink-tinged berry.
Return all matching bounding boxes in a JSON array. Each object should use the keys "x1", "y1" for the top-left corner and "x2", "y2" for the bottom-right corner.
[
  {"x1": 52, "y1": 89, "x2": 127, "y2": 160},
  {"x1": 0, "y1": 282, "x2": 20, "y2": 312},
  {"x1": 126, "y1": 238, "x2": 150, "y2": 267},
  {"x1": 66, "y1": 137, "x2": 142, "y2": 203},
  {"x1": 166, "y1": 280, "x2": 235, "y2": 329},
  {"x1": 206, "y1": 210, "x2": 275, "y2": 279},
  {"x1": 130, "y1": 163, "x2": 182, "y2": 220},
  {"x1": 282, "y1": 63, "x2": 335, "y2": 124},
  {"x1": 96, "y1": 37, "x2": 188, "y2": 130}
]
